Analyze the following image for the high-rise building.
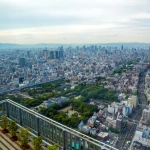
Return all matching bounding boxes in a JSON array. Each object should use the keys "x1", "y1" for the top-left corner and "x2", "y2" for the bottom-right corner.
[
  {"x1": 99, "y1": 46, "x2": 101, "y2": 50},
  {"x1": 55, "y1": 51, "x2": 59, "y2": 59},
  {"x1": 127, "y1": 95, "x2": 138, "y2": 108},
  {"x1": 142, "y1": 108, "x2": 150, "y2": 121},
  {"x1": 19, "y1": 77, "x2": 24, "y2": 83},
  {"x1": 13, "y1": 78, "x2": 19, "y2": 87},
  {"x1": 83, "y1": 45, "x2": 86, "y2": 51},
  {"x1": 27, "y1": 51, "x2": 30, "y2": 57},
  {"x1": 116, "y1": 118, "x2": 122, "y2": 130},
  {"x1": 43, "y1": 50, "x2": 48, "y2": 60},
  {"x1": 37, "y1": 50, "x2": 42, "y2": 59},
  {"x1": 19, "y1": 58, "x2": 25, "y2": 67},
  {"x1": 121, "y1": 45, "x2": 123, "y2": 50},
  {"x1": 122, "y1": 105, "x2": 132, "y2": 117},
  {"x1": 60, "y1": 46, "x2": 63, "y2": 51},
  {"x1": 59, "y1": 50, "x2": 64, "y2": 58},
  {"x1": 134, "y1": 126, "x2": 150, "y2": 147},
  {"x1": 50, "y1": 51, "x2": 54, "y2": 59}
]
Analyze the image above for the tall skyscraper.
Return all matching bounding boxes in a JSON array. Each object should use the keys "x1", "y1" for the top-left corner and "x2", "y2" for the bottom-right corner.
[
  {"x1": 38, "y1": 50, "x2": 42, "y2": 59},
  {"x1": 121, "y1": 45, "x2": 123, "y2": 50},
  {"x1": 43, "y1": 50, "x2": 48, "y2": 60},
  {"x1": 50, "y1": 51, "x2": 54, "y2": 59},
  {"x1": 27, "y1": 51, "x2": 30, "y2": 57},
  {"x1": 19, "y1": 58, "x2": 25, "y2": 67},
  {"x1": 58, "y1": 46, "x2": 64, "y2": 59},
  {"x1": 60, "y1": 46, "x2": 63, "y2": 51},
  {"x1": 59, "y1": 50, "x2": 64, "y2": 58},
  {"x1": 55, "y1": 51, "x2": 59, "y2": 59}
]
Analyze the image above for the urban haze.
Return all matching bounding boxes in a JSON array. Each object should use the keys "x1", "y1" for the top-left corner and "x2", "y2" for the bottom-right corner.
[{"x1": 0, "y1": 1, "x2": 150, "y2": 150}]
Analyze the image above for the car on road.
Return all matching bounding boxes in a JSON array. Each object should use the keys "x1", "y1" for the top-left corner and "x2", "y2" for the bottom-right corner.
[
  {"x1": 106, "y1": 140, "x2": 110, "y2": 144},
  {"x1": 126, "y1": 141, "x2": 131, "y2": 146},
  {"x1": 110, "y1": 140, "x2": 114, "y2": 145},
  {"x1": 133, "y1": 141, "x2": 142, "y2": 148}
]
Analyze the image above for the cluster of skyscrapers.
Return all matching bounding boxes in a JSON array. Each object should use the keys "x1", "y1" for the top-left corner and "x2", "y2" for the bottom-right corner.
[
  {"x1": 18, "y1": 46, "x2": 64, "y2": 68},
  {"x1": 43, "y1": 46, "x2": 64, "y2": 60}
]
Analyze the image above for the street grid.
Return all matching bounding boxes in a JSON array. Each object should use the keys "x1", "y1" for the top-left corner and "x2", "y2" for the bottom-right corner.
[{"x1": 116, "y1": 72, "x2": 147, "y2": 150}]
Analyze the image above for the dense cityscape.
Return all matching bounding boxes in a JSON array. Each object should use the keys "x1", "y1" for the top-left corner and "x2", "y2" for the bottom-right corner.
[
  {"x1": 1, "y1": 0, "x2": 150, "y2": 150},
  {"x1": 0, "y1": 45, "x2": 150, "y2": 150}
]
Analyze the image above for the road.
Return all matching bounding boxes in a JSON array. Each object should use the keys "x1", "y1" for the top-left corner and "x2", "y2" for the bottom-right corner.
[
  {"x1": 116, "y1": 126, "x2": 130, "y2": 149},
  {"x1": 125, "y1": 72, "x2": 147, "y2": 148},
  {"x1": 117, "y1": 72, "x2": 147, "y2": 150}
]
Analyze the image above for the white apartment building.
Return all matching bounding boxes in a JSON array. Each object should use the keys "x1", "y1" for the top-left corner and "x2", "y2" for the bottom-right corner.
[
  {"x1": 134, "y1": 126, "x2": 150, "y2": 147},
  {"x1": 118, "y1": 93, "x2": 126, "y2": 101},
  {"x1": 142, "y1": 107, "x2": 150, "y2": 122},
  {"x1": 108, "y1": 103, "x2": 118, "y2": 114}
]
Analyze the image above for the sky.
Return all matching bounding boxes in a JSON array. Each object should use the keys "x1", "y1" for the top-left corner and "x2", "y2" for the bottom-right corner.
[{"x1": 0, "y1": 0, "x2": 150, "y2": 44}]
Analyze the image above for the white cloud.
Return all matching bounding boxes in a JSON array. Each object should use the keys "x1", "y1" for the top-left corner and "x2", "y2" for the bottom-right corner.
[{"x1": 0, "y1": 0, "x2": 150, "y2": 43}]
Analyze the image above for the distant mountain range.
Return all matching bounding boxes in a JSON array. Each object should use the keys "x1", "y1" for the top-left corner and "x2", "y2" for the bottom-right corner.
[{"x1": 0, "y1": 42, "x2": 150, "y2": 49}]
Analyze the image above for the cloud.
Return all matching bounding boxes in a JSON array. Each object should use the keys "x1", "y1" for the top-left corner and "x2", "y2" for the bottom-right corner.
[{"x1": 0, "y1": 0, "x2": 150, "y2": 43}]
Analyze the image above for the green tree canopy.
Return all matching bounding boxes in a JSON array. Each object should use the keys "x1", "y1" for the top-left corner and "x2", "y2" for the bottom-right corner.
[
  {"x1": 46, "y1": 144, "x2": 59, "y2": 150},
  {"x1": 8, "y1": 120, "x2": 18, "y2": 137},
  {"x1": 32, "y1": 136, "x2": 42, "y2": 150},
  {"x1": 18, "y1": 128, "x2": 30, "y2": 147},
  {"x1": 0, "y1": 115, "x2": 8, "y2": 130}
]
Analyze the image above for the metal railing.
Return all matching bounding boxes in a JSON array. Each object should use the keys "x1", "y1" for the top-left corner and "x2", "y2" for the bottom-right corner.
[{"x1": 0, "y1": 99, "x2": 118, "y2": 150}]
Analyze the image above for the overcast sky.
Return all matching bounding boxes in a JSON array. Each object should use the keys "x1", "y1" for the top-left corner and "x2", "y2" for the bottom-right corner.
[{"x1": 0, "y1": 0, "x2": 150, "y2": 44}]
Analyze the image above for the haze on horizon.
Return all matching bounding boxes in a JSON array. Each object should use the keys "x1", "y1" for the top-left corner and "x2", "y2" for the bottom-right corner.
[{"x1": 0, "y1": 0, "x2": 150, "y2": 44}]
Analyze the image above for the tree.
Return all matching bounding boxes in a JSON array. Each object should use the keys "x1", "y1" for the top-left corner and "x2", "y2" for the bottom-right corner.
[
  {"x1": 8, "y1": 120, "x2": 18, "y2": 137},
  {"x1": 32, "y1": 136, "x2": 42, "y2": 150},
  {"x1": 18, "y1": 128, "x2": 30, "y2": 147},
  {"x1": 65, "y1": 79, "x2": 70, "y2": 83},
  {"x1": 0, "y1": 115, "x2": 8, "y2": 131},
  {"x1": 109, "y1": 127, "x2": 120, "y2": 134},
  {"x1": 46, "y1": 145, "x2": 59, "y2": 150}
]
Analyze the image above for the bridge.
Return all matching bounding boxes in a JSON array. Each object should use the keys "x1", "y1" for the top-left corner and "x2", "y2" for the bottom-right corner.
[{"x1": 0, "y1": 99, "x2": 118, "y2": 150}]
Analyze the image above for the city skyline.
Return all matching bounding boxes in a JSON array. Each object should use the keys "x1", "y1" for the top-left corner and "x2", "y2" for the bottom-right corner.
[
  {"x1": 0, "y1": 0, "x2": 150, "y2": 44},
  {"x1": 0, "y1": 46, "x2": 150, "y2": 149}
]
